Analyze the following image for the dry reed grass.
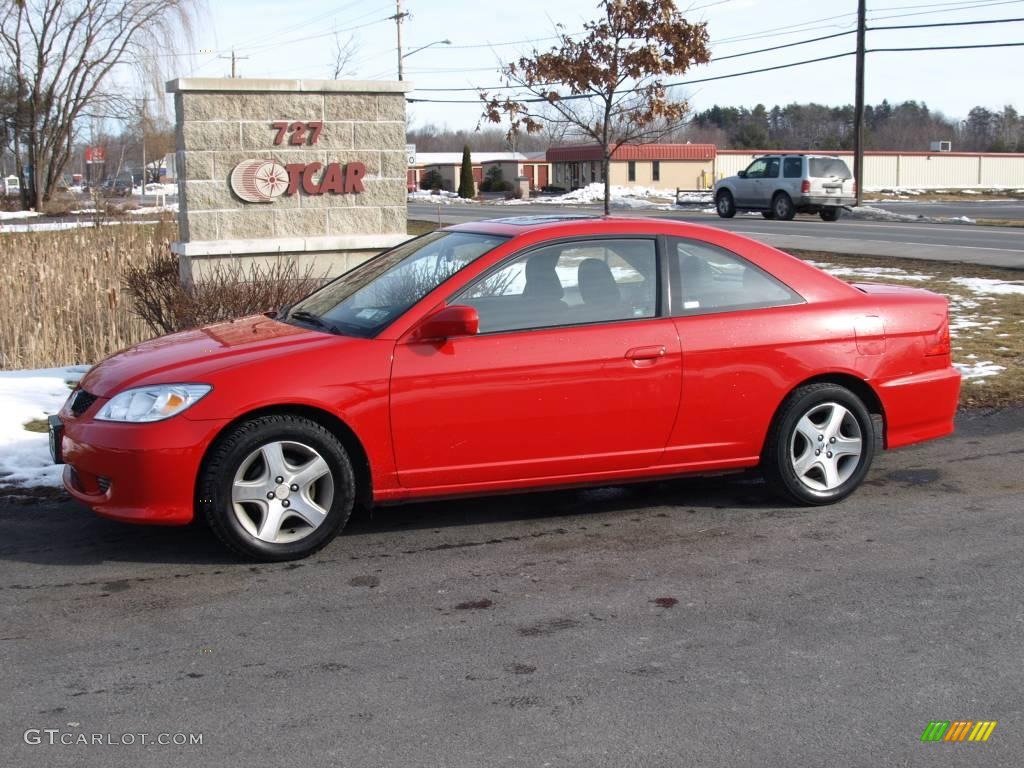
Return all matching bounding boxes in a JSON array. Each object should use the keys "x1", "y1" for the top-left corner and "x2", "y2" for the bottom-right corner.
[{"x1": 1, "y1": 222, "x2": 170, "y2": 369}]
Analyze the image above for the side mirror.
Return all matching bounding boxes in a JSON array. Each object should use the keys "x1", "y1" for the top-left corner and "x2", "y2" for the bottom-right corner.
[
  {"x1": 737, "y1": 170, "x2": 747, "y2": 178},
  {"x1": 413, "y1": 305, "x2": 479, "y2": 341}
]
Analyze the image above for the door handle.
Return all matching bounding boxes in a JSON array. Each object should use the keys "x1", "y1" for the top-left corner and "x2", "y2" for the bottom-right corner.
[{"x1": 625, "y1": 345, "x2": 666, "y2": 361}]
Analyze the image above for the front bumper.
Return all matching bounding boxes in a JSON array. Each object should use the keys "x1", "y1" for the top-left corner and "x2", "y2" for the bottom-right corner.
[{"x1": 59, "y1": 411, "x2": 227, "y2": 526}]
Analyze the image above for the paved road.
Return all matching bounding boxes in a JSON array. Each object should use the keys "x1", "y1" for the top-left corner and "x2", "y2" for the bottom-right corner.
[
  {"x1": 411, "y1": 202, "x2": 1024, "y2": 269},
  {"x1": 3, "y1": 409, "x2": 1023, "y2": 767},
  {"x1": 867, "y1": 199, "x2": 1024, "y2": 221}
]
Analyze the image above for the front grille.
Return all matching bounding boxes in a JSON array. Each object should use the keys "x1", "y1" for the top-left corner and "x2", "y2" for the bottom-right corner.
[{"x1": 70, "y1": 389, "x2": 98, "y2": 416}]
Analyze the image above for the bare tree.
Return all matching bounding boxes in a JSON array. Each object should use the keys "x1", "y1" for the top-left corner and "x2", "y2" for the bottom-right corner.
[
  {"x1": 0, "y1": 0, "x2": 196, "y2": 209},
  {"x1": 481, "y1": 0, "x2": 710, "y2": 214},
  {"x1": 331, "y1": 32, "x2": 359, "y2": 80}
]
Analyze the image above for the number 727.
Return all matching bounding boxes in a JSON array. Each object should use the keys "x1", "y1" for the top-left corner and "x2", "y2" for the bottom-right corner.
[{"x1": 271, "y1": 121, "x2": 324, "y2": 146}]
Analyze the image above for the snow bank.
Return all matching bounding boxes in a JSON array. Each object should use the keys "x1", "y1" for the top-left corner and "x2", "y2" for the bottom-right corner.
[
  {"x1": 495, "y1": 182, "x2": 677, "y2": 209},
  {"x1": 408, "y1": 190, "x2": 476, "y2": 205},
  {"x1": 847, "y1": 206, "x2": 975, "y2": 225},
  {"x1": 0, "y1": 210, "x2": 41, "y2": 220},
  {"x1": 0, "y1": 365, "x2": 89, "y2": 488}
]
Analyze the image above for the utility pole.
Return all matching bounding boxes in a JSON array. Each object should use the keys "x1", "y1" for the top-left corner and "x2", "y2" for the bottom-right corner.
[
  {"x1": 392, "y1": 0, "x2": 410, "y2": 80},
  {"x1": 219, "y1": 49, "x2": 249, "y2": 78},
  {"x1": 853, "y1": 0, "x2": 866, "y2": 206}
]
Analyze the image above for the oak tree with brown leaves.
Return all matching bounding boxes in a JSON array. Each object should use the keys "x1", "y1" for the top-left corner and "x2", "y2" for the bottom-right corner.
[{"x1": 481, "y1": 0, "x2": 710, "y2": 214}]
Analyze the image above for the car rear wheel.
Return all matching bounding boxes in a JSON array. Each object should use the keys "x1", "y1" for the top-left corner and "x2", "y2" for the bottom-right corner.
[
  {"x1": 199, "y1": 414, "x2": 355, "y2": 561},
  {"x1": 820, "y1": 207, "x2": 842, "y2": 222},
  {"x1": 763, "y1": 383, "x2": 875, "y2": 505},
  {"x1": 716, "y1": 190, "x2": 736, "y2": 218},
  {"x1": 772, "y1": 192, "x2": 796, "y2": 220}
]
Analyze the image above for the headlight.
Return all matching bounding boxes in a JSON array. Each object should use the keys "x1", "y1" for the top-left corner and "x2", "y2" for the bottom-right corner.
[{"x1": 95, "y1": 384, "x2": 211, "y2": 423}]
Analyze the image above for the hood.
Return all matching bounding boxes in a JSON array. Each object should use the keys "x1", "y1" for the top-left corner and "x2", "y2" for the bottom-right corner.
[{"x1": 80, "y1": 314, "x2": 342, "y2": 397}]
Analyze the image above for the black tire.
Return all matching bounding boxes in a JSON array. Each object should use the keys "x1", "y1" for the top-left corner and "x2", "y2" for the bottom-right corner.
[
  {"x1": 762, "y1": 383, "x2": 875, "y2": 506},
  {"x1": 199, "y1": 414, "x2": 355, "y2": 561},
  {"x1": 819, "y1": 207, "x2": 842, "y2": 222},
  {"x1": 715, "y1": 190, "x2": 736, "y2": 218},
  {"x1": 772, "y1": 192, "x2": 796, "y2": 220},
  {"x1": 761, "y1": 210, "x2": 775, "y2": 219}
]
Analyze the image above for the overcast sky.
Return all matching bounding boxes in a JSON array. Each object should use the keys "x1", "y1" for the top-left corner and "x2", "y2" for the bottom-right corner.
[{"x1": 163, "y1": 0, "x2": 1023, "y2": 128}]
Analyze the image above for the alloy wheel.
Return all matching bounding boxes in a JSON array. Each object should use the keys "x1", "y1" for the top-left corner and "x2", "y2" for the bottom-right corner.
[
  {"x1": 230, "y1": 440, "x2": 334, "y2": 544},
  {"x1": 788, "y1": 401, "x2": 863, "y2": 492}
]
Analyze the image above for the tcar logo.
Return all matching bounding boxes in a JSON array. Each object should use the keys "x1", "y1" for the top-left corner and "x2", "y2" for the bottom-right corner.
[
  {"x1": 229, "y1": 160, "x2": 366, "y2": 203},
  {"x1": 230, "y1": 160, "x2": 289, "y2": 203}
]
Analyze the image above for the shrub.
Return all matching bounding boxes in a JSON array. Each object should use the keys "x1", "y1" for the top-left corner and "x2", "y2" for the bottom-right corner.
[
  {"x1": 123, "y1": 250, "x2": 325, "y2": 337},
  {"x1": 420, "y1": 169, "x2": 443, "y2": 191}
]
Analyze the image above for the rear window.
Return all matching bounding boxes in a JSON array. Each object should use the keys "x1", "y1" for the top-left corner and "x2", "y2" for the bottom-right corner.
[{"x1": 809, "y1": 158, "x2": 852, "y2": 178}]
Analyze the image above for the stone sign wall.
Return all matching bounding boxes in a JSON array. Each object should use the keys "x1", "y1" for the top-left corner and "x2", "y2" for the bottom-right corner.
[{"x1": 167, "y1": 78, "x2": 411, "y2": 282}]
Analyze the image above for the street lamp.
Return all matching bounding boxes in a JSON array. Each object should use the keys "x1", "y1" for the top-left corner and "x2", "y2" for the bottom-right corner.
[{"x1": 399, "y1": 39, "x2": 451, "y2": 80}]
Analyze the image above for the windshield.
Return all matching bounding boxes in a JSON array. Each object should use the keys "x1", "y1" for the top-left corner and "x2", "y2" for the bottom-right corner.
[
  {"x1": 285, "y1": 231, "x2": 508, "y2": 337},
  {"x1": 809, "y1": 157, "x2": 852, "y2": 178}
]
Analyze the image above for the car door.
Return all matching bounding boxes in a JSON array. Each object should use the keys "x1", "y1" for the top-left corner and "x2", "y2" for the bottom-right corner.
[
  {"x1": 389, "y1": 237, "x2": 682, "y2": 489},
  {"x1": 753, "y1": 157, "x2": 780, "y2": 208},
  {"x1": 735, "y1": 158, "x2": 768, "y2": 206}
]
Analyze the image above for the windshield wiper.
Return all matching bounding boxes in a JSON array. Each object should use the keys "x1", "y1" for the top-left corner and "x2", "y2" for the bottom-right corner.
[{"x1": 288, "y1": 309, "x2": 340, "y2": 334}]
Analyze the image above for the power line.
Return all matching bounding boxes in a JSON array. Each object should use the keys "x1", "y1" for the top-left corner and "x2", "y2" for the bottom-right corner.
[
  {"x1": 411, "y1": 13, "x2": 1024, "y2": 92},
  {"x1": 407, "y1": 40, "x2": 1024, "y2": 104},
  {"x1": 870, "y1": 13, "x2": 1024, "y2": 27}
]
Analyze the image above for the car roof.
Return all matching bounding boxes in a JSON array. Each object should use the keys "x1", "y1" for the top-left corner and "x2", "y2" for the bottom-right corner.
[{"x1": 446, "y1": 215, "x2": 723, "y2": 239}]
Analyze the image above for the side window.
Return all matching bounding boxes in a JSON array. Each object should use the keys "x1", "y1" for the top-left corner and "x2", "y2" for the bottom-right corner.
[
  {"x1": 670, "y1": 239, "x2": 802, "y2": 316},
  {"x1": 764, "y1": 157, "x2": 780, "y2": 178},
  {"x1": 783, "y1": 156, "x2": 803, "y2": 178},
  {"x1": 744, "y1": 159, "x2": 767, "y2": 178},
  {"x1": 457, "y1": 239, "x2": 658, "y2": 333}
]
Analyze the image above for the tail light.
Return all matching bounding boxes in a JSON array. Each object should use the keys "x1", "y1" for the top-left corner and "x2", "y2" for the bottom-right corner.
[
  {"x1": 801, "y1": 179, "x2": 810, "y2": 193},
  {"x1": 924, "y1": 310, "x2": 951, "y2": 357}
]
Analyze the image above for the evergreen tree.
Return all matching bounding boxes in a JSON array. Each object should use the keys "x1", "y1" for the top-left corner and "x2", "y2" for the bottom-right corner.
[{"x1": 458, "y1": 145, "x2": 475, "y2": 198}]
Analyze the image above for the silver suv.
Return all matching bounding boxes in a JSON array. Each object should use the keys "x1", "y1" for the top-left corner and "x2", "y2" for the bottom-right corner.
[{"x1": 714, "y1": 154, "x2": 856, "y2": 221}]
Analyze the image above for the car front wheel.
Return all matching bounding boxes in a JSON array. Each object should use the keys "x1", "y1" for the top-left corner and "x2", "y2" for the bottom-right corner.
[
  {"x1": 199, "y1": 414, "x2": 355, "y2": 561},
  {"x1": 763, "y1": 383, "x2": 875, "y2": 505},
  {"x1": 716, "y1": 190, "x2": 736, "y2": 218}
]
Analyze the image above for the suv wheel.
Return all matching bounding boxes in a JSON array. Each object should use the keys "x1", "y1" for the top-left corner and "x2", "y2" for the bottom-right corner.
[
  {"x1": 199, "y1": 414, "x2": 355, "y2": 561},
  {"x1": 715, "y1": 190, "x2": 736, "y2": 218},
  {"x1": 820, "y1": 207, "x2": 842, "y2": 222},
  {"x1": 772, "y1": 192, "x2": 796, "y2": 220}
]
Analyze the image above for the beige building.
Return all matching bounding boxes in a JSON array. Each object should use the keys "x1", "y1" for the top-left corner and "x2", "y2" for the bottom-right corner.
[{"x1": 548, "y1": 144, "x2": 716, "y2": 191}]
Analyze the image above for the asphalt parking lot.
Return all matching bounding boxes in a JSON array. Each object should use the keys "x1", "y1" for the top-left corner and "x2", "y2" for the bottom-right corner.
[{"x1": 2, "y1": 408, "x2": 1023, "y2": 767}]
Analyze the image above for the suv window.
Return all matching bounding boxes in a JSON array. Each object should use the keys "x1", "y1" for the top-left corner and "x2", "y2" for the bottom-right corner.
[
  {"x1": 670, "y1": 239, "x2": 801, "y2": 316},
  {"x1": 809, "y1": 157, "x2": 852, "y2": 178},
  {"x1": 745, "y1": 157, "x2": 779, "y2": 179},
  {"x1": 783, "y1": 157, "x2": 803, "y2": 178},
  {"x1": 457, "y1": 239, "x2": 657, "y2": 333}
]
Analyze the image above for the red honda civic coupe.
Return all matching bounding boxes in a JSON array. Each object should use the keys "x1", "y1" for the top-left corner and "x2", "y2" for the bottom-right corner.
[{"x1": 51, "y1": 216, "x2": 960, "y2": 561}]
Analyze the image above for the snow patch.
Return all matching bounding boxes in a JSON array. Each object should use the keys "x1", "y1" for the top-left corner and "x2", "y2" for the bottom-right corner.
[
  {"x1": 954, "y1": 360, "x2": 1007, "y2": 380},
  {"x1": 0, "y1": 365, "x2": 89, "y2": 488},
  {"x1": 950, "y1": 277, "x2": 1024, "y2": 296}
]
